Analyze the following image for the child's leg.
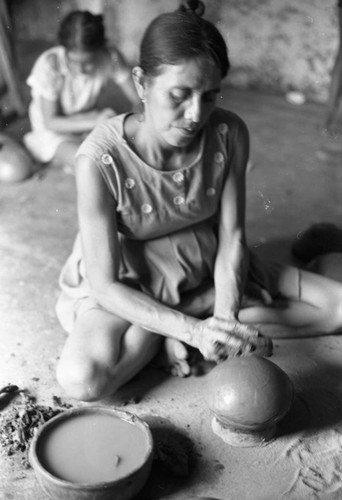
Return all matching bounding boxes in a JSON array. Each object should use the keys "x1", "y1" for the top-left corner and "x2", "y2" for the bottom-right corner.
[
  {"x1": 54, "y1": 139, "x2": 82, "y2": 169},
  {"x1": 239, "y1": 266, "x2": 342, "y2": 338},
  {"x1": 56, "y1": 307, "x2": 162, "y2": 401}
]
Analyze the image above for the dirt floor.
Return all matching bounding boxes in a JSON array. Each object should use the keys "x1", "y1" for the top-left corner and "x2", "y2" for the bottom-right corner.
[{"x1": 1, "y1": 76, "x2": 342, "y2": 499}]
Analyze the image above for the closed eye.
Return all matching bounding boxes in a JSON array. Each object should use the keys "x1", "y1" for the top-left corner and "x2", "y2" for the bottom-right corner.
[
  {"x1": 170, "y1": 89, "x2": 190, "y2": 103},
  {"x1": 170, "y1": 88, "x2": 220, "y2": 104}
]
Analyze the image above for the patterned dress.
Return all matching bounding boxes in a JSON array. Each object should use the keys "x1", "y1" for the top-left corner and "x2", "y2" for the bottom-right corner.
[
  {"x1": 24, "y1": 46, "x2": 129, "y2": 162},
  {"x1": 56, "y1": 108, "x2": 280, "y2": 333}
]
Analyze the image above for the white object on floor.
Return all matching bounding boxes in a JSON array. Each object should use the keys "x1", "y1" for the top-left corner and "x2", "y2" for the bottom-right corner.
[{"x1": 286, "y1": 91, "x2": 306, "y2": 105}]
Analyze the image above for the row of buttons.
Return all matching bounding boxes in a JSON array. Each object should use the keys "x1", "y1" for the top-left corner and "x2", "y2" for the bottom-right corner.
[
  {"x1": 124, "y1": 171, "x2": 184, "y2": 190},
  {"x1": 140, "y1": 188, "x2": 216, "y2": 214},
  {"x1": 141, "y1": 196, "x2": 185, "y2": 214},
  {"x1": 123, "y1": 163, "x2": 222, "y2": 194},
  {"x1": 101, "y1": 120, "x2": 227, "y2": 213}
]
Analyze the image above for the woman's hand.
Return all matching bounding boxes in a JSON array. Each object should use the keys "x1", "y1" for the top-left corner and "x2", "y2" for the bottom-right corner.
[{"x1": 191, "y1": 316, "x2": 273, "y2": 363}]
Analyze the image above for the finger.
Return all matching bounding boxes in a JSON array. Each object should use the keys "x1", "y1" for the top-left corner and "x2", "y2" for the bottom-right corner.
[
  {"x1": 213, "y1": 336, "x2": 252, "y2": 360},
  {"x1": 212, "y1": 318, "x2": 260, "y2": 339},
  {"x1": 171, "y1": 360, "x2": 191, "y2": 377},
  {"x1": 251, "y1": 335, "x2": 273, "y2": 357},
  {"x1": 232, "y1": 322, "x2": 260, "y2": 339},
  {"x1": 213, "y1": 341, "x2": 229, "y2": 360},
  {"x1": 216, "y1": 332, "x2": 245, "y2": 351}
]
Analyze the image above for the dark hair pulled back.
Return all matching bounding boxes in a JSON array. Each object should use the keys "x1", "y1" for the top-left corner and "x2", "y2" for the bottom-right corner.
[
  {"x1": 139, "y1": 0, "x2": 229, "y2": 78},
  {"x1": 58, "y1": 10, "x2": 106, "y2": 52}
]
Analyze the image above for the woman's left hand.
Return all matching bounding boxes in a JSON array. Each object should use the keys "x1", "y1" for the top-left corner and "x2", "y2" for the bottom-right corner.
[{"x1": 216, "y1": 318, "x2": 273, "y2": 358}]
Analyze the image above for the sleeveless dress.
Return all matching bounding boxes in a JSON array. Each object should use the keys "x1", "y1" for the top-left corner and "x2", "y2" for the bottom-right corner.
[
  {"x1": 56, "y1": 108, "x2": 280, "y2": 333},
  {"x1": 24, "y1": 46, "x2": 128, "y2": 163}
]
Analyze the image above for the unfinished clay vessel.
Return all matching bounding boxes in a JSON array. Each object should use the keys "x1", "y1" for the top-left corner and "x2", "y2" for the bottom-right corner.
[
  {"x1": 307, "y1": 252, "x2": 342, "y2": 282},
  {"x1": 0, "y1": 133, "x2": 34, "y2": 183},
  {"x1": 206, "y1": 356, "x2": 294, "y2": 447},
  {"x1": 292, "y1": 223, "x2": 342, "y2": 263}
]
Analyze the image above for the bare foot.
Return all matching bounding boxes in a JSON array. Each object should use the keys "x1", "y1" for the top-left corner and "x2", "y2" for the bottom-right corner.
[{"x1": 156, "y1": 339, "x2": 191, "y2": 378}]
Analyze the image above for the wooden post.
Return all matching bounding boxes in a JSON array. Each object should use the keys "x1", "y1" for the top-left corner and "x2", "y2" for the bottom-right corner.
[{"x1": 0, "y1": 0, "x2": 26, "y2": 116}]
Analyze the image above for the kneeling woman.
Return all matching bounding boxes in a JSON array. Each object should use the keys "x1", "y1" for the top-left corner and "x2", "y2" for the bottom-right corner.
[{"x1": 56, "y1": 0, "x2": 342, "y2": 401}]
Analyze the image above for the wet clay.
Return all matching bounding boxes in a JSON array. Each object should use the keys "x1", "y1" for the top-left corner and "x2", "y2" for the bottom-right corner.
[
  {"x1": 38, "y1": 412, "x2": 149, "y2": 484},
  {"x1": 211, "y1": 416, "x2": 276, "y2": 447}
]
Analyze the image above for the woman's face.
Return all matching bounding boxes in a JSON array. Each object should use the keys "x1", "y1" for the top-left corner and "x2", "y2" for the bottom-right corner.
[
  {"x1": 66, "y1": 49, "x2": 97, "y2": 76},
  {"x1": 143, "y1": 57, "x2": 222, "y2": 148}
]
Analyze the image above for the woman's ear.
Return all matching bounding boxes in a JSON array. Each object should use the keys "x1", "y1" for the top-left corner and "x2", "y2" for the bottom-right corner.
[{"x1": 132, "y1": 66, "x2": 146, "y2": 102}]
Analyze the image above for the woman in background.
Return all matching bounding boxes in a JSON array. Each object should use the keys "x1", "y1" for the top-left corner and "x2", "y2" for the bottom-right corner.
[{"x1": 24, "y1": 10, "x2": 138, "y2": 168}]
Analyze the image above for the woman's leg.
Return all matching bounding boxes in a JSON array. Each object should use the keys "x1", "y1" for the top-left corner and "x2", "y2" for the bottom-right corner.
[
  {"x1": 239, "y1": 266, "x2": 342, "y2": 338},
  {"x1": 53, "y1": 139, "x2": 82, "y2": 169},
  {"x1": 56, "y1": 307, "x2": 162, "y2": 401}
]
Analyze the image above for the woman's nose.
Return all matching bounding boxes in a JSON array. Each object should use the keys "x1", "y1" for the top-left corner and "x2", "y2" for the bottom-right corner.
[{"x1": 184, "y1": 96, "x2": 201, "y2": 123}]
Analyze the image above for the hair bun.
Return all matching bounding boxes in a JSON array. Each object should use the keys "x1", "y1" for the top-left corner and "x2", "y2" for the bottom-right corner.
[{"x1": 178, "y1": 0, "x2": 205, "y2": 17}]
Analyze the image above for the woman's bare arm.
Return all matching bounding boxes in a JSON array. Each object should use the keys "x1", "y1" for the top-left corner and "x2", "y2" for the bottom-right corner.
[
  {"x1": 40, "y1": 96, "x2": 115, "y2": 134},
  {"x1": 213, "y1": 117, "x2": 250, "y2": 320}
]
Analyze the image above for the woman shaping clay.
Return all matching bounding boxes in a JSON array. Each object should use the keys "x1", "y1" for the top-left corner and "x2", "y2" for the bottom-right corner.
[{"x1": 55, "y1": 0, "x2": 342, "y2": 402}]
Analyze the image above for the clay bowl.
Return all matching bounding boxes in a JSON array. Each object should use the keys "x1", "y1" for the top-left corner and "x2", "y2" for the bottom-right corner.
[
  {"x1": 29, "y1": 406, "x2": 154, "y2": 500},
  {"x1": 307, "y1": 252, "x2": 342, "y2": 282},
  {"x1": 206, "y1": 356, "x2": 294, "y2": 447}
]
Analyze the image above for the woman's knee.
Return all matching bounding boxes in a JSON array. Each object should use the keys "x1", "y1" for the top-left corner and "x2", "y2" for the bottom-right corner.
[
  {"x1": 56, "y1": 356, "x2": 115, "y2": 402},
  {"x1": 321, "y1": 298, "x2": 342, "y2": 334}
]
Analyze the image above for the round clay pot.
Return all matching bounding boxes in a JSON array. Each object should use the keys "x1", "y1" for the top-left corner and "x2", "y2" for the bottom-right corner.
[
  {"x1": 307, "y1": 252, "x2": 342, "y2": 282},
  {"x1": 29, "y1": 406, "x2": 154, "y2": 500},
  {"x1": 0, "y1": 133, "x2": 34, "y2": 183},
  {"x1": 206, "y1": 356, "x2": 294, "y2": 447},
  {"x1": 292, "y1": 223, "x2": 342, "y2": 264}
]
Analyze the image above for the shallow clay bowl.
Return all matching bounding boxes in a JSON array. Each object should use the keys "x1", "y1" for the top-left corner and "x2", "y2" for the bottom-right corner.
[{"x1": 29, "y1": 406, "x2": 154, "y2": 500}]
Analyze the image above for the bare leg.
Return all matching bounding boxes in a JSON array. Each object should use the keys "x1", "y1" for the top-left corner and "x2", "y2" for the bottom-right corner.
[
  {"x1": 56, "y1": 307, "x2": 162, "y2": 401},
  {"x1": 157, "y1": 281, "x2": 215, "y2": 376},
  {"x1": 167, "y1": 267, "x2": 342, "y2": 340},
  {"x1": 239, "y1": 266, "x2": 342, "y2": 337},
  {"x1": 53, "y1": 139, "x2": 82, "y2": 170},
  {"x1": 156, "y1": 338, "x2": 192, "y2": 377}
]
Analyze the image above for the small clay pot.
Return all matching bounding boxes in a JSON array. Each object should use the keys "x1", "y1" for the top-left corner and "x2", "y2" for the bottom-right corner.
[
  {"x1": 29, "y1": 407, "x2": 154, "y2": 500},
  {"x1": 206, "y1": 356, "x2": 294, "y2": 447},
  {"x1": 292, "y1": 223, "x2": 342, "y2": 264},
  {"x1": 0, "y1": 133, "x2": 34, "y2": 183},
  {"x1": 307, "y1": 252, "x2": 342, "y2": 282}
]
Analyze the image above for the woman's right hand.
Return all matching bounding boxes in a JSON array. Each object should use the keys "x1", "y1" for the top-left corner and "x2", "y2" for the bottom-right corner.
[{"x1": 191, "y1": 316, "x2": 273, "y2": 363}]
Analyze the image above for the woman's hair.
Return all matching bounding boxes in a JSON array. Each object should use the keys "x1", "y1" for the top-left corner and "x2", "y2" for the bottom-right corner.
[
  {"x1": 58, "y1": 10, "x2": 106, "y2": 52},
  {"x1": 139, "y1": 0, "x2": 230, "y2": 78}
]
